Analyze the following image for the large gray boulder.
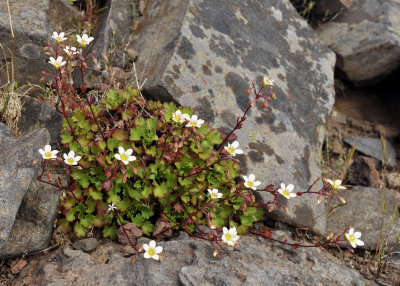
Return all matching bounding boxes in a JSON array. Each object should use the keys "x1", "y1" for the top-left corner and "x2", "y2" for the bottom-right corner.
[
  {"x1": 18, "y1": 96, "x2": 63, "y2": 144},
  {"x1": 13, "y1": 232, "x2": 373, "y2": 286},
  {"x1": 0, "y1": 128, "x2": 50, "y2": 255},
  {"x1": 127, "y1": 0, "x2": 336, "y2": 234},
  {"x1": 0, "y1": 0, "x2": 83, "y2": 85},
  {"x1": 316, "y1": 0, "x2": 400, "y2": 86},
  {"x1": 327, "y1": 186, "x2": 400, "y2": 251},
  {"x1": 2, "y1": 174, "x2": 63, "y2": 258}
]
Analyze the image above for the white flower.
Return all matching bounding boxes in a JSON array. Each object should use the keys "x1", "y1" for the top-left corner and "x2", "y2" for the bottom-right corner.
[
  {"x1": 186, "y1": 115, "x2": 204, "y2": 128},
  {"x1": 243, "y1": 174, "x2": 261, "y2": 190},
  {"x1": 224, "y1": 141, "x2": 243, "y2": 156},
  {"x1": 345, "y1": 227, "x2": 364, "y2": 248},
  {"x1": 52, "y1": 31, "x2": 67, "y2": 43},
  {"x1": 143, "y1": 240, "x2": 163, "y2": 260},
  {"x1": 114, "y1": 147, "x2": 136, "y2": 165},
  {"x1": 171, "y1": 110, "x2": 190, "y2": 123},
  {"x1": 63, "y1": 46, "x2": 77, "y2": 56},
  {"x1": 76, "y1": 34, "x2": 94, "y2": 47},
  {"x1": 208, "y1": 188, "x2": 223, "y2": 199},
  {"x1": 222, "y1": 227, "x2": 239, "y2": 246},
  {"x1": 326, "y1": 179, "x2": 346, "y2": 190},
  {"x1": 49, "y1": 56, "x2": 66, "y2": 70},
  {"x1": 38, "y1": 145, "x2": 58, "y2": 160},
  {"x1": 278, "y1": 183, "x2": 297, "y2": 199},
  {"x1": 63, "y1": 150, "x2": 81, "y2": 166},
  {"x1": 108, "y1": 203, "x2": 117, "y2": 212},
  {"x1": 263, "y1": 76, "x2": 275, "y2": 87}
]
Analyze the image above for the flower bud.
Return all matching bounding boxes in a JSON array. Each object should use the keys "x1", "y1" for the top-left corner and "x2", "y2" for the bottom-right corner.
[
  {"x1": 250, "y1": 101, "x2": 256, "y2": 107},
  {"x1": 43, "y1": 46, "x2": 49, "y2": 51},
  {"x1": 326, "y1": 232, "x2": 335, "y2": 240},
  {"x1": 82, "y1": 62, "x2": 88, "y2": 69},
  {"x1": 268, "y1": 205, "x2": 275, "y2": 212},
  {"x1": 317, "y1": 194, "x2": 323, "y2": 204},
  {"x1": 45, "y1": 52, "x2": 51, "y2": 56},
  {"x1": 263, "y1": 102, "x2": 268, "y2": 109},
  {"x1": 40, "y1": 77, "x2": 45, "y2": 83},
  {"x1": 271, "y1": 92, "x2": 277, "y2": 100},
  {"x1": 213, "y1": 249, "x2": 219, "y2": 257},
  {"x1": 337, "y1": 196, "x2": 346, "y2": 204},
  {"x1": 245, "y1": 89, "x2": 251, "y2": 95},
  {"x1": 208, "y1": 233, "x2": 213, "y2": 239}
]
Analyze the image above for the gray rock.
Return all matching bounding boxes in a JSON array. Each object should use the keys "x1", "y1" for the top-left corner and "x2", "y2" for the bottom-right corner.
[
  {"x1": 314, "y1": 0, "x2": 352, "y2": 16},
  {"x1": 18, "y1": 96, "x2": 63, "y2": 144},
  {"x1": 0, "y1": 0, "x2": 83, "y2": 85},
  {"x1": 344, "y1": 137, "x2": 396, "y2": 167},
  {"x1": 385, "y1": 172, "x2": 400, "y2": 189},
  {"x1": 73, "y1": 238, "x2": 99, "y2": 253},
  {"x1": 0, "y1": 123, "x2": 16, "y2": 148},
  {"x1": 127, "y1": 0, "x2": 336, "y2": 234},
  {"x1": 13, "y1": 233, "x2": 373, "y2": 285},
  {"x1": 316, "y1": 0, "x2": 400, "y2": 86},
  {"x1": 327, "y1": 186, "x2": 400, "y2": 251},
  {"x1": 0, "y1": 128, "x2": 50, "y2": 255},
  {"x1": 2, "y1": 175, "x2": 63, "y2": 258},
  {"x1": 77, "y1": 0, "x2": 135, "y2": 88}
]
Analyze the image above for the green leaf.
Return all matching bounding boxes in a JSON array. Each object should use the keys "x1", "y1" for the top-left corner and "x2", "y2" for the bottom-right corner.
[
  {"x1": 139, "y1": 205, "x2": 154, "y2": 219},
  {"x1": 80, "y1": 174, "x2": 91, "y2": 188},
  {"x1": 141, "y1": 221, "x2": 154, "y2": 236},
  {"x1": 146, "y1": 118, "x2": 158, "y2": 130},
  {"x1": 130, "y1": 127, "x2": 145, "y2": 141},
  {"x1": 207, "y1": 130, "x2": 223, "y2": 145},
  {"x1": 108, "y1": 189, "x2": 121, "y2": 204},
  {"x1": 93, "y1": 215, "x2": 105, "y2": 227},
  {"x1": 113, "y1": 129, "x2": 128, "y2": 141},
  {"x1": 103, "y1": 224, "x2": 117, "y2": 240},
  {"x1": 66, "y1": 208, "x2": 76, "y2": 222},
  {"x1": 128, "y1": 187, "x2": 142, "y2": 200},
  {"x1": 61, "y1": 133, "x2": 74, "y2": 144},
  {"x1": 154, "y1": 183, "x2": 168, "y2": 198},
  {"x1": 99, "y1": 141, "x2": 107, "y2": 150},
  {"x1": 81, "y1": 214, "x2": 94, "y2": 228},
  {"x1": 86, "y1": 198, "x2": 96, "y2": 213},
  {"x1": 116, "y1": 197, "x2": 131, "y2": 212},
  {"x1": 107, "y1": 138, "x2": 119, "y2": 151},
  {"x1": 89, "y1": 188, "x2": 103, "y2": 200},
  {"x1": 74, "y1": 222, "x2": 87, "y2": 237}
]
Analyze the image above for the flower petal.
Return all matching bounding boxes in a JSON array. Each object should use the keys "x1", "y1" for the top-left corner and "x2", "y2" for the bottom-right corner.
[
  {"x1": 118, "y1": 146, "x2": 125, "y2": 155},
  {"x1": 222, "y1": 227, "x2": 228, "y2": 234},
  {"x1": 356, "y1": 239, "x2": 364, "y2": 246},
  {"x1": 280, "y1": 183, "x2": 285, "y2": 190},
  {"x1": 39, "y1": 149, "x2": 45, "y2": 155},
  {"x1": 149, "y1": 240, "x2": 156, "y2": 248},
  {"x1": 287, "y1": 184, "x2": 294, "y2": 192},
  {"x1": 253, "y1": 181, "x2": 261, "y2": 187},
  {"x1": 248, "y1": 174, "x2": 255, "y2": 181},
  {"x1": 144, "y1": 252, "x2": 151, "y2": 259},
  {"x1": 155, "y1": 246, "x2": 163, "y2": 254},
  {"x1": 74, "y1": 156, "x2": 81, "y2": 162},
  {"x1": 353, "y1": 232, "x2": 362, "y2": 239},
  {"x1": 129, "y1": 156, "x2": 136, "y2": 161},
  {"x1": 143, "y1": 244, "x2": 149, "y2": 251},
  {"x1": 125, "y1": 149, "x2": 133, "y2": 156},
  {"x1": 115, "y1": 154, "x2": 121, "y2": 160},
  {"x1": 152, "y1": 254, "x2": 160, "y2": 261},
  {"x1": 63, "y1": 153, "x2": 68, "y2": 160}
]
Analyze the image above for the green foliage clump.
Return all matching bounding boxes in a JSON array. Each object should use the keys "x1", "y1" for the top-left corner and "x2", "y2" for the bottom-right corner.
[{"x1": 59, "y1": 88, "x2": 263, "y2": 239}]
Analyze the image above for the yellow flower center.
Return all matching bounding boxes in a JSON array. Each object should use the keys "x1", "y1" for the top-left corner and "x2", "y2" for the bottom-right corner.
[
  {"x1": 211, "y1": 193, "x2": 218, "y2": 198},
  {"x1": 190, "y1": 121, "x2": 197, "y2": 127},
  {"x1": 120, "y1": 154, "x2": 128, "y2": 161},
  {"x1": 283, "y1": 189, "x2": 290, "y2": 197},
  {"x1": 44, "y1": 152, "x2": 52, "y2": 159},
  {"x1": 67, "y1": 158, "x2": 75, "y2": 164},
  {"x1": 174, "y1": 115, "x2": 181, "y2": 122},
  {"x1": 148, "y1": 248, "x2": 155, "y2": 256},
  {"x1": 348, "y1": 234, "x2": 355, "y2": 242},
  {"x1": 227, "y1": 147, "x2": 234, "y2": 154},
  {"x1": 247, "y1": 181, "x2": 253, "y2": 187},
  {"x1": 225, "y1": 233, "x2": 232, "y2": 241}
]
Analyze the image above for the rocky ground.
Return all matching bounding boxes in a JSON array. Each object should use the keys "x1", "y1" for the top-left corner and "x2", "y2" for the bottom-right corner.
[{"x1": 1, "y1": 0, "x2": 400, "y2": 285}]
